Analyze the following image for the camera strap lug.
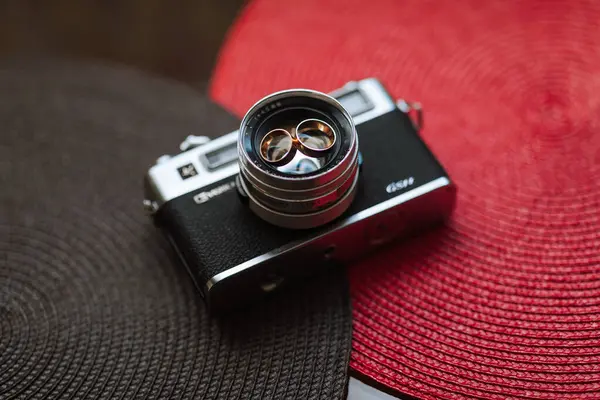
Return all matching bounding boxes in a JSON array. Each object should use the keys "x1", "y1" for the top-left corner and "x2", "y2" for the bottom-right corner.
[
  {"x1": 143, "y1": 199, "x2": 159, "y2": 215},
  {"x1": 397, "y1": 99, "x2": 423, "y2": 133}
]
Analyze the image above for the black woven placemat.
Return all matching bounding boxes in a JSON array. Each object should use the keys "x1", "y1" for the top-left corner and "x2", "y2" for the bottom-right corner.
[{"x1": 0, "y1": 60, "x2": 352, "y2": 400}]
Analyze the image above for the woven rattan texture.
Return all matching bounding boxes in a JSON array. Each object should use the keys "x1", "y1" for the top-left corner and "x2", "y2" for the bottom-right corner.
[
  {"x1": 210, "y1": 0, "x2": 600, "y2": 398},
  {"x1": 0, "y1": 60, "x2": 352, "y2": 400}
]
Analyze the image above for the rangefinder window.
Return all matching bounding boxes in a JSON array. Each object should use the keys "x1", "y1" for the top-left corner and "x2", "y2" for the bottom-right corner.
[
  {"x1": 202, "y1": 142, "x2": 238, "y2": 171},
  {"x1": 336, "y1": 89, "x2": 374, "y2": 117}
]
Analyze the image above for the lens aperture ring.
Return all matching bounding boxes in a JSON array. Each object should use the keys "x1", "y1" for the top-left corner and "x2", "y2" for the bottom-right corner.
[
  {"x1": 238, "y1": 166, "x2": 360, "y2": 230},
  {"x1": 240, "y1": 162, "x2": 359, "y2": 215},
  {"x1": 239, "y1": 144, "x2": 359, "y2": 201}
]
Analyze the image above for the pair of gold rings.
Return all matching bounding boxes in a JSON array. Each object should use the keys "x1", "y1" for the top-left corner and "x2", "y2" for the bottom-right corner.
[{"x1": 259, "y1": 119, "x2": 336, "y2": 166}]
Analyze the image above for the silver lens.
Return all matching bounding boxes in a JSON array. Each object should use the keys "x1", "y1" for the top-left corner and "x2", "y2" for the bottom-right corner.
[{"x1": 238, "y1": 89, "x2": 359, "y2": 229}]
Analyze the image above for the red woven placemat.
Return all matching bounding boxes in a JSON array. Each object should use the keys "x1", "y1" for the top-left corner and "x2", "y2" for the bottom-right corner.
[{"x1": 210, "y1": 0, "x2": 600, "y2": 398}]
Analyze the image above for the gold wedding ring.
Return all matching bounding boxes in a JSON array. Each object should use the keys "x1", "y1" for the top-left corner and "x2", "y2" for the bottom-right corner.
[
  {"x1": 259, "y1": 128, "x2": 296, "y2": 166},
  {"x1": 295, "y1": 119, "x2": 336, "y2": 157}
]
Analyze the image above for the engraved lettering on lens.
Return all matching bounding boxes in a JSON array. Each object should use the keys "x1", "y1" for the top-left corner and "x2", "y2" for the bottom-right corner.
[
  {"x1": 193, "y1": 181, "x2": 236, "y2": 204},
  {"x1": 386, "y1": 177, "x2": 415, "y2": 194}
]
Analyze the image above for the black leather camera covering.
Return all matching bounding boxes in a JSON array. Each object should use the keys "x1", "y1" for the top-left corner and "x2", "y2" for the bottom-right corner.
[
  {"x1": 156, "y1": 108, "x2": 449, "y2": 289},
  {"x1": 0, "y1": 60, "x2": 352, "y2": 400}
]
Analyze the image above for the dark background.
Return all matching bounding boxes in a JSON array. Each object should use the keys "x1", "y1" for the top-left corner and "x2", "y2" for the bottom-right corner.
[{"x1": 0, "y1": 1, "x2": 245, "y2": 86}]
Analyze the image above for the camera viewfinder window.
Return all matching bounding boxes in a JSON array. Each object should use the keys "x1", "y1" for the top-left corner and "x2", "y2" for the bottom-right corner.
[
  {"x1": 337, "y1": 90, "x2": 373, "y2": 117},
  {"x1": 203, "y1": 142, "x2": 238, "y2": 170}
]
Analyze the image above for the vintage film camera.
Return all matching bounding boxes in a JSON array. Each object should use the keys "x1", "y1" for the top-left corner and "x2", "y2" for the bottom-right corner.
[{"x1": 144, "y1": 78, "x2": 456, "y2": 311}]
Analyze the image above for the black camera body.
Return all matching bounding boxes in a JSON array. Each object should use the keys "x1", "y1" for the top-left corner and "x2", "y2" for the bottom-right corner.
[{"x1": 144, "y1": 79, "x2": 456, "y2": 312}]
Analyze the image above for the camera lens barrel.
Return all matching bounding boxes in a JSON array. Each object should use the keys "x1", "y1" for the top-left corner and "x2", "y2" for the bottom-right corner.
[{"x1": 238, "y1": 89, "x2": 359, "y2": 229}]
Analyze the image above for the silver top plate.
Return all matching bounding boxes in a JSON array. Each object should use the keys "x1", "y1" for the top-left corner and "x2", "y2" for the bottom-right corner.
[{"x1": 145, "y1": 78, "x2": 397, "y2": 208}]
